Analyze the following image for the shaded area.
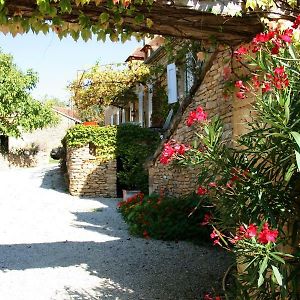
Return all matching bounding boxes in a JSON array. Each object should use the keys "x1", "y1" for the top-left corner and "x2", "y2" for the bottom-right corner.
[
  {"x1": 0, "y1": 239, "x2": 232, "y2": 299},
  {"x1": 40, "y1": 165, "x2": 68, "y2": 193}
]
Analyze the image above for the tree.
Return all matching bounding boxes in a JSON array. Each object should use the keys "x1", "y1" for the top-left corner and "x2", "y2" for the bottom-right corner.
[{"x1": 0, "y1": 51, "x2": 58, "y2": 151}]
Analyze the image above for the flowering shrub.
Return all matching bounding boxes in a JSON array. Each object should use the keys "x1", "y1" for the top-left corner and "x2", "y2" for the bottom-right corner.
[
  {"x1": 210, "y1": 222, "x2": 295, "y2": 299},
  {"x1": 159, "y1": 17, "x2": 300, "y2": 299},
  {"x1": 118, "y1": 193, "x2": 211, "y2": 242}
]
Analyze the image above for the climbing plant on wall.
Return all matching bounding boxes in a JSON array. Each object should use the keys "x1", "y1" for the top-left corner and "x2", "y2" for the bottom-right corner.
[{"x1": 68, "y1": 61, "x2": 151, "y2": 113}]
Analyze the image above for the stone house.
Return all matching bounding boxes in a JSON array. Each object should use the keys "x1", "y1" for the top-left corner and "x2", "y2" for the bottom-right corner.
[
  {"x1": 104, "y1": 35, "x2": 199, "y2": 129},
  {"x1": 0, "y1": 107, "x2": 81, "y2": 168},
  {"x1": 148, "y1": 46, "x2": 251, "y2": 196}
]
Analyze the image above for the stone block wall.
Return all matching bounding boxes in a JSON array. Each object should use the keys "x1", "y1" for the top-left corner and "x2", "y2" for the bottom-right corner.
[
  {"x1": 149, "y1": 49, "x2": 239, "y2": 196},
  {"x1": 66, "y1": 144, "x2": 117, "y2": 197}
]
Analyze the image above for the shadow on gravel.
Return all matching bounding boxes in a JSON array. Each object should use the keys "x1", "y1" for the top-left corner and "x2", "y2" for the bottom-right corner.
[
  {"x1": 0, "y1": 238, "x2": 232, "y2": 299},
  {"x1": 40, "y1": 166, "x2": 68, "y2": 193}
]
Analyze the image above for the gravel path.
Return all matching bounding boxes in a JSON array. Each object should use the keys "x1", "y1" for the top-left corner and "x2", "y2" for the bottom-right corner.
[{"x1": 0, "y1": 165, "x2": 232, "y2": 300}]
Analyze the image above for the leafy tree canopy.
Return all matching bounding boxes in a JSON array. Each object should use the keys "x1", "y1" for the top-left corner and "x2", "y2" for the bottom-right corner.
[
  {"x1": 0, "y1": 51, "x2": 58, "y2": 137},
  {"x1": 68, "y1": 61, "x2": 150, "y2": 111}
]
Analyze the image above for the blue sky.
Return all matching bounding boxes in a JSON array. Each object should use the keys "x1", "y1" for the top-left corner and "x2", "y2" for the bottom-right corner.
[{"x1": 0, "y1": 32, "x2": 141, "y2": 104}]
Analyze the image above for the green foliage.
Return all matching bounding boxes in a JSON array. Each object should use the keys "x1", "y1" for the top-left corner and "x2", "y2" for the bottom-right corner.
[
  {"x1": 63, "y1": 123, "x2": 160, "y2": 191},
  {"x1": 118, "y1": 192, "x2": 211, "y2": 242},
  {"x1": 116, "y1": 123, "x2": 160, "y2": 191},
  {"x1": 63, "y1": 124, "x2": 117, "y2": 162},
  {"x1": 0, "y1": 51, "x2": 58, "y2": 137}
]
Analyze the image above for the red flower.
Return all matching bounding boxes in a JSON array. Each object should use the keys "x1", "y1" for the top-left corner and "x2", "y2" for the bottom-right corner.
[
  {"x1": 234, "y1": 46, "x2": 248, "y2": 56},
  {"x1": 204, "y1": 294, "x2": 213, "y2": 300},
  {"x1": 262, "y1": 82, "x2": 272, "y2": 93},
  {"x1": 197, "y1": 186, "x2": 208, "y2": 195},
  {"x1": 186, "y1": 106, "x2": 208, "y2": 127},
  {"x1": 208, "y1": 182, "x2": 217, "y2": 188},
  {"x1": 258, "y1": 223, "x2": 278, "y2": 244},
  {"x1": 292, "y1": 15, "x2": 300, "y2": 28},
  {"x1": 252, "y1": 75, "x2": 260, "y2": 89},
  {"x1": 245, "y1": 223, "x2": 257, "y2": 238},
  {"x1": 210, "y1": 230, "x2": 218, "y2": 239},
  {"x1": 236, "y1": 91, "x2": 246, "y2": 99},
  {"x1": 200, "y1": 212, "x2": 212, "y2": 226},
  {"x1": 143, "y1": 230, "x2": 150, "y2": 239}
]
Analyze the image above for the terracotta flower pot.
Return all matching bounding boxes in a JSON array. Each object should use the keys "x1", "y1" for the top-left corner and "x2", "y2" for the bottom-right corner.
[{"x1": 83, "y1": 121, "x2": 98, "y2": 126}]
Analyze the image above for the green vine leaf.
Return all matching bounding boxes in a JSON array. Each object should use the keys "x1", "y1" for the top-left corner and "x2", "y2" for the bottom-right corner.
[
  {"x1": 146, "y1": 18, "x2": 153, "y2": 28},
  {"x1": 134, "y1": 14, "x2": 144, "y2": 24},
  {"x1": 59, "y1": 0, "x2": 72, "y2": 13},
  {"x1": 81, "y1": 28, "x2": 92, "y2": 41},
  {"x1": 99, "y1": 12, "x2": 110, "y2": 24}
]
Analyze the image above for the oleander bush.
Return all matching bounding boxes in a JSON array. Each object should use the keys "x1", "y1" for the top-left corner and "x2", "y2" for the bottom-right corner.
[{"x1": 118, "y1": 192, "x2": 211, "y2": 242}]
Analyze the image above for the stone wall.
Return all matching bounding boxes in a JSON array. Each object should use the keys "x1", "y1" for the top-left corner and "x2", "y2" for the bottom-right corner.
[
  {"x1": 66, "y1": 144, "x2": 117, "y2": 197},
  {"x1": 149, "y1": 48, "x2": 243, "y2": 196}
]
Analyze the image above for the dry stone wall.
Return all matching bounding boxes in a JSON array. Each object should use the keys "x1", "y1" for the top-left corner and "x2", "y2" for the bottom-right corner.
[
  {"x1": 66, "y1": 145, "x2": 116, "y2": 197},
  {"x1": 149, "y1": 49, "x2": 237, "y2": 196}
]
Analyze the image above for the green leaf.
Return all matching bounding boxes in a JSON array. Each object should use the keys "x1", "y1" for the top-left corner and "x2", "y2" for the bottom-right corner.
[
  {"x1": 291, "y1": 131, "x2": 300, "y2": 148},
  {"x1": 258, "y1": 273, "x2": 264, "y2": 287},
  {"x1": 134, "y1": 14, "x2": 144, "y2": 24},
  {"x1": 295, "y1": 150, "x2": 300, "y2": 171},
  {"x1": 59, "y1": 0, "x2": 72, "y2": 13},
  {"x1": 270, "y1": 252, "x2": 286, "y2": 264},
  {"x1": 81, "y1": 28, "x2": 92, "y2": 41},
  {"x1": 37, "y1": 0, "x2": 51, "y2": 14},
  {"x1": 271, "y1": 265, "x2": 283, "y2": 286},
  {"x1": 146, "y1": 18, "x2": 153, "y2": 28},
  {"x1": 259, "y1": 256, "x2": 268, "y2": 277},
  {"x1": 99, "y1": 12, "x2": 110, "y2": 24},
  {"x1": 284, "y1": 164, "x2": 296, "y2": 182},
  {"x1": 97, "y1": 30, "x2": 106, "y2": 42},
  {"x1": 246, "y1": 0, "x2": 257, "y2": 10}
]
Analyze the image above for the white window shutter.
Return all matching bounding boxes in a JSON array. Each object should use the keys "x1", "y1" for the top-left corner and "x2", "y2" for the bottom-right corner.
[
  {"x1": 122, "y1": 108, "x2": 126, "y2": 123},
  {"x1": 110, "y1": 115, "x2": 114, "y2": 125},
  {"x1": 167, "y1": 63, "x2": 177, "y2": 104},
  {"x1": 147, "y1": 83, "x2": 153, "y2": 127},
  {"x1": 138, "y1": 90, "x2": 144, "y2": 126},
  {"x1": 116, "y1": 110, "x2": 120, "y2": 125}
]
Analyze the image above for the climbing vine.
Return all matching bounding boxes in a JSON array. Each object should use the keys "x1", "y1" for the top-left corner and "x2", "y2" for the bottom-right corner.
[{"x1": 68, "y1": 61, "x2": 151, "y2": 112}]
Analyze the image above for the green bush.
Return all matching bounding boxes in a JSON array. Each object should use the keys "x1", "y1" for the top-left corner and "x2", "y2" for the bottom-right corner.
[{"x1": 118, "y1": 192, "x2": 211, "y2": 242}]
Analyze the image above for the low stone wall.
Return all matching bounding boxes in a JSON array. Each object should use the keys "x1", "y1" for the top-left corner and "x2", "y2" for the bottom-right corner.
[{"x1": 66, "y1": 145, "x2": 117, "y2": 197}]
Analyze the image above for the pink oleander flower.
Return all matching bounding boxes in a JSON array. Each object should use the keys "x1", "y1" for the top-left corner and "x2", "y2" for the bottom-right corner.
[
  {"x1": 258, "y1": 223, "x2": 279, "y2": 244},
  {"x1": 197, "y1": 186, "x2": 208, "y2": 195},
  {"x1": 244, "y1": 223, "x2": 258, "y2": 238},
  {"x1": 186, "y1": 106, "x2": 208, "y2": 127},
  {"x1": 200, "y1": 212, "x2": 212, "y2": 226},
  {"x1": 234, "y1": 45, "x2": 248, "y2": 56}
]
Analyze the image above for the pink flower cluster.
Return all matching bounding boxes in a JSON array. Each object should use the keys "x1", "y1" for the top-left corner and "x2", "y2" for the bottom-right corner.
[
  {"x1": 204, "y1": 294, "x2": 221, "y2": 300},
  {"x1": 159, "y1": 140, "x2": 190, "y2": 164},
  {"x1": 235, "y1": 65, "x2": 289, "y2": 99},
  {"x1": 186, "y1": 106, "x2": 208, "y2": 127},
  {"x1": 232, "y1": 222, "x2": 279, "y2": 245},
  {"x1": 234, "y1": 15, "x2": 300, "y2": 57}
]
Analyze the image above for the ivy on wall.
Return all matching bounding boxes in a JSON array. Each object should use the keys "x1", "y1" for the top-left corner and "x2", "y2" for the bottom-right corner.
[{"x1": 63, "y1": 123, "x2": 160, "y2": 192}]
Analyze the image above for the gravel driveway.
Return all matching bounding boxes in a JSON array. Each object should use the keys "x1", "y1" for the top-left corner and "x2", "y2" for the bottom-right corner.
[{"x1": 0, "y1": 165, "x2": 231, "y2": 300}]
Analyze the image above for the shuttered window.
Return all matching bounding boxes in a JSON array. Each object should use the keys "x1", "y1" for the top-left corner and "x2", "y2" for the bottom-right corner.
[{"x1": 167, "y1": 63, "x2": 178, "y2": 104}]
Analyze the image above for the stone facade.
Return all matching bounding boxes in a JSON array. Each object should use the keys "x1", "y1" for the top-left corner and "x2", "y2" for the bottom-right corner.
[
  {"x1": 149, "y1": 48, "x2": 249, "y2": 196},
  {"x1": 66, "y1": 145, "x2": 117, "y2": 197}
]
